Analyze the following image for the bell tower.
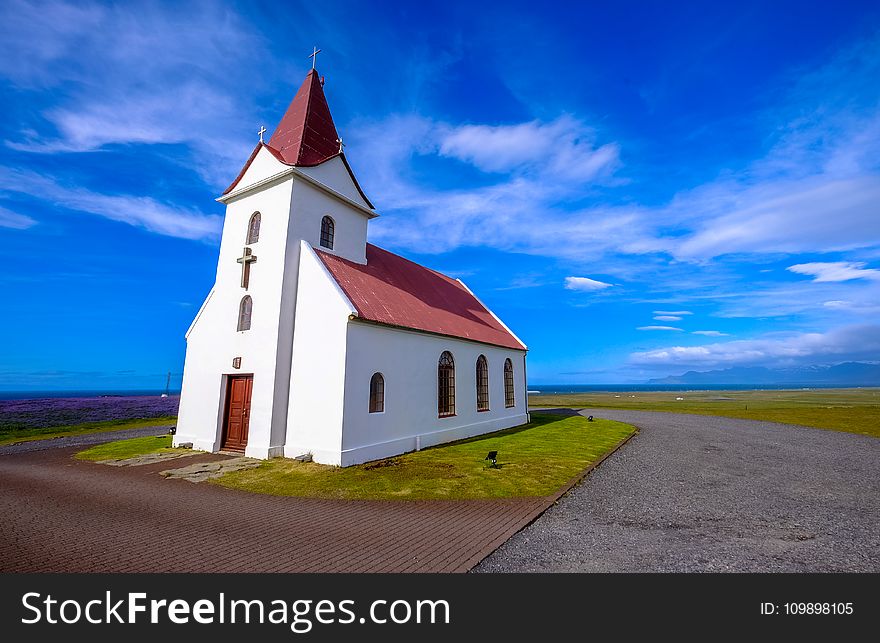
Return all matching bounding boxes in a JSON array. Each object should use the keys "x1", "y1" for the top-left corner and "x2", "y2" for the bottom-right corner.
[{"x1": 174, "y1": 61, "x2": 376, "y2": 458}]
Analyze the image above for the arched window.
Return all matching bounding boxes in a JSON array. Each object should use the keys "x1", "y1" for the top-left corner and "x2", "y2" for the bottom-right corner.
[
  {"x1": 476, "y1": 355, "x2": 489, "y2": 411},
  {"x1": 438, "y1": 351, "x2": 455, "y2": 417},
  {"x1": 369, "y1": 372, "x2": 385, "y2": 413},
  {"x1": 238, "y1": 296, "x2": 252, "y2": 331},
  {"x1": 320, "y1": 215, "x2": 335, "y2": 249},
  {"x1": 247, "y1": 211, "x2": 261, "y2": 244},
  {"x1": 504, "y1": 358, "x2": 515, "y2": 407}
]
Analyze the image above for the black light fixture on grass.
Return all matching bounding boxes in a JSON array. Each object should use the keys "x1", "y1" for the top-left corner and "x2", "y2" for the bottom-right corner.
[
  {"x1": 587, "y1": 416, "x2": 594, "y2": 422},
  {"x1": 485, "y1": 451, "x2": 498, "y2": 468}
]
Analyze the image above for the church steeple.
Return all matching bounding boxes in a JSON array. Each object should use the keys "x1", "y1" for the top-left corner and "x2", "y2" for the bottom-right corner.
[{"x1": 267, "y1": 69, "x2": 341, "y2": 167}]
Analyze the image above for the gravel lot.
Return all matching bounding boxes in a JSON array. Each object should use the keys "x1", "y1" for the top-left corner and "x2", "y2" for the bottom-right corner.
[
  {"x1": 0, "y1": 425, "x2": 172, "y2": 456},
  {"x1": 475, "y1": 409, "x2": 880, "y2": 572}
]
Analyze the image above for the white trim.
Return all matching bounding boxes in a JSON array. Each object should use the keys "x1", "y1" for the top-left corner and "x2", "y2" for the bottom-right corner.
[
  {"x1": 185, "y1": 288, "x2": 214, "y2": 339},
  {"x1": 218, "y1": 167, "x2": 379, "y2": 219},
  {"x1": 456, "y1": 279, "x2": 528, "y2": 350}
]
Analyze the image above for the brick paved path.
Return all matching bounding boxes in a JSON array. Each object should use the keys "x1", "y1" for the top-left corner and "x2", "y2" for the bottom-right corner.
[{"x1": 0, "y1": 447, "x2": 549, "y2": 573}]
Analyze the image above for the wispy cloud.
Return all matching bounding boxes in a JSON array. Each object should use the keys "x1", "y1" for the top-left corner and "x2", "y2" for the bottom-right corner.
[
  {"x1": 692, "y1": 330, "x2": 729, "y2": 337},
  {"x1": 360, "y1": 31, "x2": 880, "y2": 278},
  {"x1": 0, "y1": 206, "x2": 37, "y2": 229},
  {"x1": 0, "y1": 0, "x2": 267, "y2": 187},
  {"x1": 438, "y1": 116, "x2": 620, "y2": 181},
  {"x1": 631, "y1": 324, "x2": 880, "y2": 368},
  {"x1": 653, "y1": 315, "x2": 682, "y2": 321},
  {"x1": 564, "y1": 276, "x2": 613, "y2": 291},
  {"x1": 0, "y1": 167, "x2": 221, "y2": 241},
  {"x1": 356, "y1": 114, "x2": 634, "y2": 257},
  {"x1": 787, "y1": 261, "x2": 880, "y2": 282},
  {"x1": 653, "y1": 310, "x2": 693, "y2": 316},
  {"x1": 637, "y1": 325, "x2": 683, "y2": 331}
]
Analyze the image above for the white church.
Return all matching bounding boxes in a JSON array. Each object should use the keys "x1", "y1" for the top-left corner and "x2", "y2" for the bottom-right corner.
[{"x1": 174, "y1": 63, "x2": 529, "y2": 466}]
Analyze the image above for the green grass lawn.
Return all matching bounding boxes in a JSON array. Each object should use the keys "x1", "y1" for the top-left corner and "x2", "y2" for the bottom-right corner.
[
  {"x1": 214, "y1": 413, "x2": 636, "y2": 500},
  {"x1": 530, "y1": 388, "x2": 880, "y2": 438},
  {"x1": 0, "y1": 416, "x2": 178, "y2": 447},
  {"x1": 75, "y1": 434, "x2": 189, "y2": 461}
]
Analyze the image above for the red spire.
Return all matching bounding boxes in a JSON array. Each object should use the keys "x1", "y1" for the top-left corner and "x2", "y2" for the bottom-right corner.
[{"x1": 268, "y1": 69, "x2": 341, "y2": 166}]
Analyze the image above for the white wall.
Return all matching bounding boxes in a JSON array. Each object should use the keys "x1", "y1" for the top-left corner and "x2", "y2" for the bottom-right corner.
[
  {"x1": 339, "y1": 322, "x2": 529, "y2": 466},
  {"x1": 290, "y1": 172, "x2": 369, "y2": 264},
  {"x1": 176, "y1": 150, "x2": 374, "y2": 459},
  {"x1": 175, "y1": 156, "x2": 295, "y2": 457},
  {"x1": 285, "y1": 241, "x2": 355, "y2": 464}
]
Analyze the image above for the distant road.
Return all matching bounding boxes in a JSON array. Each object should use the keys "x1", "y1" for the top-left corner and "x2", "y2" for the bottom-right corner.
[{"x1": 0, "y1": 425, "x2": 172, "y2": 456}]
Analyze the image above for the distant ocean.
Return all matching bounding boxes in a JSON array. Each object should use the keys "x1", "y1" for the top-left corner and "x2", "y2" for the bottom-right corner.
[
  {"x1": 0, "y1": 390, "x2": 181, "y2": 401},
  {"x1": 0, "y1": 384, "x2": 866, "y2": 402}
]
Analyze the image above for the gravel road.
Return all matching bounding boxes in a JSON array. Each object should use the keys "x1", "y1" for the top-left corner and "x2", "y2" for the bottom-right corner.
[
  {"x1": 0, "y1": 425, "x2": 173, "y2": 456},
  {"x1": 474, "y1": 409, "x2": 880, "y2": 572}
]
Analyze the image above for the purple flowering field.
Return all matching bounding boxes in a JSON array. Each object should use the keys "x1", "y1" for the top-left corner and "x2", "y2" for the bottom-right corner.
[{"x1": 0, "y1": 395, "x2": 180, "y2": 432}]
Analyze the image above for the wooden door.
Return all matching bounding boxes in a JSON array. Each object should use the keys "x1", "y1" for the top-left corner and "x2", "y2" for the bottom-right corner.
[{"x1": 222, "y1": 375, "x2": 252, "y2": 452}]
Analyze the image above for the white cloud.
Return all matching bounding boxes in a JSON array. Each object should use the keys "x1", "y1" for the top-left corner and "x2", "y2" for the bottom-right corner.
[
  {"x1": 437, "y1": 116, "x2": 620, "y2": 181},
  {"x1": 787, "y1": 261, "x2": 880, "y2": 282},
  {"x1": 653, "y1": 310, "x2": 693, "y2": 315},
  {"x1": 631, "y1": 324, "x2": 880, "y2": 368},
  {"x1": 564, "y1": 276, "x2": 612, "y2": 291},
  {"x1": 0, "y1": 206, "x2": 37, "y2": 229},
  {"x1": 692, "y1": 330, "x2": 728, "y2": 337},
  {"x1": 671, "y1": 176, "x2": 880, "y2": 260},
  {"x1": 0, "y1": 167, "x2": 221, "y2": 241},
  {"x1": 359, "y1": 32, "x2": 880, "y2": 282},
  {"x1": 637, "y1": 325, "x2": 683, "y2": 331},
  {"x1": 653, "y1": 315, "x2": 682, "y2": 321},
  {"x1": 0, "y1": 0, "x2": 265, "y2": 187},
  {"x1": 355, "y1": 114, "x2": 635, "y2": 257}
]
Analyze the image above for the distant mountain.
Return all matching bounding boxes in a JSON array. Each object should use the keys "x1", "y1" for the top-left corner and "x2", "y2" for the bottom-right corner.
[{"x1": 646, "y1": 362, "x2": 880, "y2": 387}]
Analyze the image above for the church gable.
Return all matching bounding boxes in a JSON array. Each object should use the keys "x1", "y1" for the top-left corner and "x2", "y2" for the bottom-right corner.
[
  {"x1": 297, "y1": 155, "x2": 373, "y2": 209},
  {"x1": 224, "y1": 144, "x2": 290, "y2": 197}
]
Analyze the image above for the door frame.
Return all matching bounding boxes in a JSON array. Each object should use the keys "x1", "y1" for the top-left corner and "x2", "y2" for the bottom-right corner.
[{"x1": 220, "y1": 373, "x2": 253, "y2": 452}]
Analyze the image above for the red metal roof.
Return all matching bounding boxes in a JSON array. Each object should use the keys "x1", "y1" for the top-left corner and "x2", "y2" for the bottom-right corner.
[
  {"x1": 317, "y1": 244, "x2": 526, "y2": 351},
  {"x1": 269, "y1": 68, "x2": 341, "y2": 166}
]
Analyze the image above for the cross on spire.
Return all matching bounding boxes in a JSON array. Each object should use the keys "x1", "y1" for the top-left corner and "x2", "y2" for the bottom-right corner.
[
  {"x1": 309, "y1": 46, "x2": 321, "y2": 69},
  {"x1": 236, "y1": 247, "x2": 257, "y2": 289},
  {"x1": 336, "y1": 137, "x2": 345, "y2": 153},
  {"x1": 258, "y1": 125, "x2": 267, "y2": 143}
]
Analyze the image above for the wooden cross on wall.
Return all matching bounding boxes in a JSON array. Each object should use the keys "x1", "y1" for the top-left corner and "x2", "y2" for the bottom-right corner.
[{"x1": 236, "y1": 247, "x2": 257, "y2": 289}]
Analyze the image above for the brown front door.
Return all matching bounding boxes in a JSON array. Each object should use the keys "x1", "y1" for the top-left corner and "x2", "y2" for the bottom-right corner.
[{"x1": 222, "y1": 375, "x2": 252, "y2": 453}]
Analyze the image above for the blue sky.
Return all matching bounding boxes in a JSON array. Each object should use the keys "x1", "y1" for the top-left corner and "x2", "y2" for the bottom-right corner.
[{"x1": 2, "y1": 0, "x2": 880, "y2": 390}]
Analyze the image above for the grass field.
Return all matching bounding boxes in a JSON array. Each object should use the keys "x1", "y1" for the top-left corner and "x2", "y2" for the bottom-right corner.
[
  {"x1": 214, "y1": 412, "x2": 636, "y2": 500},
  {"x1": 0, "y1": 416, "x2": 178, "y2": 447},
  {"x1": 75, "y1": 434, "x2": 187, "y2": 461},
  {"x1": 529, "y1": 388, "x2": 880, "y2": 438}
]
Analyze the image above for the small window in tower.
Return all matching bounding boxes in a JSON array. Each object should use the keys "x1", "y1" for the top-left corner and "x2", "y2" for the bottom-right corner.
[
  {"x1": 238, "y1": 295, "x2": 253, "y2": 331},
  {"x1": 369, "y1": 372, "x2": 385, "y2": 413},
  {"x1": 320, "y1": 215, "x2": 335, "y2": 249},
  {"x1": 247, "y1": 211, "x2": 261, "y2": 244}
]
